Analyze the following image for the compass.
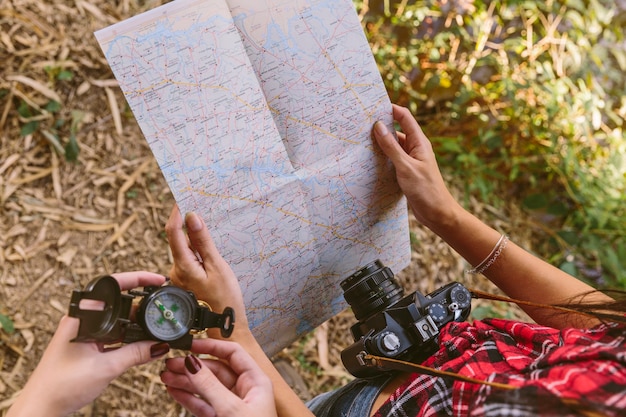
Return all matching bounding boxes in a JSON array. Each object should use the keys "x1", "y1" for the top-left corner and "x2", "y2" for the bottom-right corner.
[
  {"x1": 138, "y1": 286, "x2": 197, "y2": 342},
  {"x1": 68, "y1": 275, "x2": 235, "y2": 349}
]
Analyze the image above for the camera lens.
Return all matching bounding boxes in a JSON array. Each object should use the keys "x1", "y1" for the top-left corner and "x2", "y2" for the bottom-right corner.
[{"x1": 341, "y1": 260, "x2": 404, "y2": 321}]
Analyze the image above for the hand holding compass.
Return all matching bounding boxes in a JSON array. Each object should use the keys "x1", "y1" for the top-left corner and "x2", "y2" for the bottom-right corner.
[{"x1": 68, "y1": 275, "x2": 235, "y2": 350}]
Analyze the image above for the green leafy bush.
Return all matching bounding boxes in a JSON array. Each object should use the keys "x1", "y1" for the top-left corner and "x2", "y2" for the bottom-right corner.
[{"x1": 357, "y1": 0, "x2": 625, "y2": 287}]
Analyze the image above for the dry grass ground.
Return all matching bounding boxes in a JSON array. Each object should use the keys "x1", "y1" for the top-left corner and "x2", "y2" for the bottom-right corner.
[{"x1": 1, "y1": 1, "x2": 532, "y2": 415}]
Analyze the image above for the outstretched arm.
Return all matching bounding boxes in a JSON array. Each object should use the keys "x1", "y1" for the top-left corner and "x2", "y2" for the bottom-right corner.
[
  {"x1": 6, "y1": 272, "x2": 168, "y2": 417},
  {"x1": 165, "y1": 208, "x2": 315, "y2": 417},
  {"x1": 373, "y1": 105, "x2": 611, "y2": 329}
]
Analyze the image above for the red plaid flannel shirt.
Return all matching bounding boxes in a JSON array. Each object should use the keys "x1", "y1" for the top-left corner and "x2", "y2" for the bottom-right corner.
[{"x1": 373, "y1": 318, "x2": 626, "y2": 416}]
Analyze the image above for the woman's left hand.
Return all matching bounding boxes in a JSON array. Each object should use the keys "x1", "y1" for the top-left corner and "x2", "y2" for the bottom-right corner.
[
  {"x1": 7, "y1": 271, "x2": 168, "y2": 417},
  {"x1": 165, "y1": 207, "x2": 250, "y2": 340}
]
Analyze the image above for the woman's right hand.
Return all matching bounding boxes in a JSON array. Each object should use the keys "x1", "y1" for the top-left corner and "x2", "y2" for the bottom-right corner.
[
  {"x1": 6, "y1": 271, "x2": 168, "y2": 417},
  {"x1": 162, "y1": 339, "x2": 277, "y2": 417},
  {"x1": 373, "y1": 104, "x2": 461, "y2": 233},
  {"x1": 165, "y1": 207, "x2": 250, "y2": 340}
]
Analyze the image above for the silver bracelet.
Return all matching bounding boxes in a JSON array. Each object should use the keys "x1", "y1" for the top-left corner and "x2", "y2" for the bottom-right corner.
[{"x1": 466, "y1": 234, "x2": 509, "y2": 275}]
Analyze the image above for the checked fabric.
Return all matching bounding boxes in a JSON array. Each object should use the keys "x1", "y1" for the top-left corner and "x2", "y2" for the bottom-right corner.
[{"x1": 373, "y1": 318, "x2": 626, "y2": 417}]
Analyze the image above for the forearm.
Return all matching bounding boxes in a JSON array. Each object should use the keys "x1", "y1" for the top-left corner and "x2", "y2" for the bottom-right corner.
[
  {"x1": 7, "y1": 384, "x2": 64, "y2": 417},
  {"x1": 374, "y1": 105, "x2": 609, "y2": 329},
  {"x1": 235, "y1": 332, "x2": 315, "y2": 417},
  {"x1": 425, "y1": 202, "x2": 610, "y2": 328}
]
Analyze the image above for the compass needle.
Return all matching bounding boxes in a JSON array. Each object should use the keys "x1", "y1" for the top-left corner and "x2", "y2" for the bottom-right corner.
[
  {"x1": 153, "y1": 298, "x2": 182, "y2": 327},
  {"x1": 154, "y1": 298, "x2": 167, "y2": 314}
]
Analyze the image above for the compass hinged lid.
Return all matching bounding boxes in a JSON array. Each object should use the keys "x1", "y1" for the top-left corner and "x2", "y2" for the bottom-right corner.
[{"x1": 68, "y1": 275, "x2": 133, "y2": 344}]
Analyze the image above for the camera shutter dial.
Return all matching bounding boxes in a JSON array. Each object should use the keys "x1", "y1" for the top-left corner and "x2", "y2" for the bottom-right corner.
[
  {"x1": 378, "y1": 331, "x2": 401, "y2": 354},
  {"x1": 450, "y1": 285, "x2": 471, "y2": 309}
]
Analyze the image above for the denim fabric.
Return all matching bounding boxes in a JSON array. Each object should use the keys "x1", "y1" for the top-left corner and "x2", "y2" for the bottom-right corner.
[{"x1": 306, "y1": 374, "x2": 394, "y2": 417}]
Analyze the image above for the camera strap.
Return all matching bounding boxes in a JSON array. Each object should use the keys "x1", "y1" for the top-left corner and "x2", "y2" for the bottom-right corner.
[{"x1": 358, "y1": 353, "x2": 516, "y2": 390}]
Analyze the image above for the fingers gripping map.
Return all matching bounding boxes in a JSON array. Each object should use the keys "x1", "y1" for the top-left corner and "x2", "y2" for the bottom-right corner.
[{"x1": 95, "y1": 0, "x2": 411, "y2": 355}]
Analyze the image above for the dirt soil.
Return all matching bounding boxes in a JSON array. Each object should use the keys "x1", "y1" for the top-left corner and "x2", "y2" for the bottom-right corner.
[{"x1": 1, "y1": 1, "x2": 532, "y2": 416}]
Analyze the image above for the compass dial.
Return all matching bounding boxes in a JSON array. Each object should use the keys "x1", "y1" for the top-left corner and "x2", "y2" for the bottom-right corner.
[{"x1": 142, "y1": 286, "x2": 196, "y2": 341}]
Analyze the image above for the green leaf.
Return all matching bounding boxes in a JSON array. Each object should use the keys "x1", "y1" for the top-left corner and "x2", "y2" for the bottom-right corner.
[
  {"x1": 57, "y1": 70, "x2": 74, "y2": 81},
  {"x1": 485, "y1": 134, "x2": 502, "y2": 150},
  {"x1": 546, "y1": 201, "x2": 569, "y2": 217},
  {"x1": 45, "y1": 100, "x2": 62, "y2": 113},
  {"x1": 557, "y1": 230, "x2": 579, "y2": 246},
  {"x1": 20, "y1": 120, "x2": 39, "y2": 136},
  {"x1": 17, "y1": 100, "x2": 33, "y2": 118},
  {"x1": 0, "y1": 313, "x2": 14, "y2": 334},
  {"x1": 432, "y1": 136, "x2": 464, "y2": 154},
  {"x1": 65, "y1": 133, "x2": 80, "y2": 162},
  {"x1": 559, "y1": 261, "x2": 578, "y2": 277},
  {"x1": 470, "y1": 306, "x2": 492, "y2": 321},
  {"x1": 409, "y1": 231, "x2": 419, "y2": 250},
  {"x1": 522, "y1": 193, "x2": 548, "y2": 210},
  {"x1": 566, "y1": 0, "x2": 586, "y2": 13}
]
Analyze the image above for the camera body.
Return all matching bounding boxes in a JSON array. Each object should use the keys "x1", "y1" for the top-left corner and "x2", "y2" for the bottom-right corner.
[{"x1": 340, "y1": 260, "x2": 471, "y2": 378}]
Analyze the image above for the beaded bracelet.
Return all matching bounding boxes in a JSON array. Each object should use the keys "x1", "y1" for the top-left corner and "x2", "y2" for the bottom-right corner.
[{"x1": 466, "y1": 234, "x2": 509, "y2": 275}]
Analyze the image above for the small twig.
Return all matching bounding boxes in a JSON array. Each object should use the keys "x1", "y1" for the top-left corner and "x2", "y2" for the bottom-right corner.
[
  {"x1": 100, "y1": 211, "x2": 139, "y2": 253},
  {"x1": 117, "y1": 158, "x2": 153, "y2": 217},
  {"x1": 13, "y1": 268, "x2": 56, "y2": 308}
]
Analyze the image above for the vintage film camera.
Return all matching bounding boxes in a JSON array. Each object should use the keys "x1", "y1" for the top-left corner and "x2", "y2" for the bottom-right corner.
[
  {"x1": 340, "y1": 260, "x2": 472, "y2": 377},
  {"x1": 68, "y1": 275, "x2": 235, "y2": 350}
]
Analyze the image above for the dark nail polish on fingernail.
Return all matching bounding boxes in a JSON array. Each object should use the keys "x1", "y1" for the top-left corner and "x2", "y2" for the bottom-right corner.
[
  {"x1": 185, "y1": 355, "x2": 202, "y2": 374},
  {"x1": 150, "y1": 342, "x2": 170, "y2": 358}
]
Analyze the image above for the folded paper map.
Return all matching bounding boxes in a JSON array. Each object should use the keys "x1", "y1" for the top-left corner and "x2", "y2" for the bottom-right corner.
[{"x1": 95, "y1": 0, "x2": 411, "y2": 355}]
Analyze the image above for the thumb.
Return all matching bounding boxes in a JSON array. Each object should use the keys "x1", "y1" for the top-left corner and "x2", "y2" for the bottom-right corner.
[
  {"x1": 184, "y1": 212, "x2": 222, "y2": 264},
  {"x1": 373, "y1": 121, "x2": 406, "y2": 166}
]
